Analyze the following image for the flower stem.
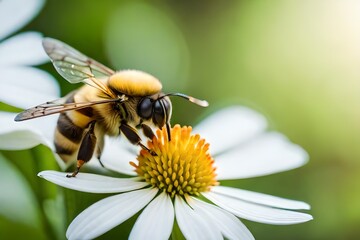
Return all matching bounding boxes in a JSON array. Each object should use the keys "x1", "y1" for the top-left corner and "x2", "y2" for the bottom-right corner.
[{"x1": 31, "y1": 147, "x2": 63, "y2": 240}]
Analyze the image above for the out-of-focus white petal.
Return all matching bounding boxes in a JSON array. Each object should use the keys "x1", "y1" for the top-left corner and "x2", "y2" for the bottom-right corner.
[
  {"x1": 101, "y1": 137, "x2": 139, "y2": 176},
  {"x1": 23, "y1": 114, "x2": 58, "y2": 145},
  {"x1": 0, "y1": 0, "x2": 44, "y2": 40},
  {"x1": 66, "y1": 188, "x2": 158, "y2": 240},
  {"x1": 0, "y1": 111, "x2": 66, "y2": 169},
  {"x1": 0, "y1": 129, "x2": 49, "y2": 150},
  {"x1": 0, "y1": 32, "x2": 48, "y2": 65},
  {"x1": 175, "y1": 195, "x2": 222, "y2": 240},
  {"x1": 212, "y1": 186, "x2": 310, "y2": 210},
  {"x1": 129, "y1": 192, "x2": 174, "y2": 240},
  {"x1": 215, "y1": 132, "x2": 309, "y2": 180},
  {"x1": 193, "y1": 106, "x2": 267, "y2": 155},
  {"x1": 203, "y1": 191, "x2": 313, "y2": 225},
  {"x1": 0, "y1": 67, "x2": 59, "y2": 109},
  {"x1": 187, "y1": 196, "x2": 254, "y2": 240},
  {"x1": 38, "y1": 170, "x2": 148, "y2": 193},
  {"x1": 0, "y1": 111, "x2": 56, "y2": 150}
]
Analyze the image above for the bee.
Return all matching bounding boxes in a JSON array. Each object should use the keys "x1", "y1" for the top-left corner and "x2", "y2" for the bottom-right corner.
[{"x1": 15, "y1": 38, "x2": 208, "y2": 177}]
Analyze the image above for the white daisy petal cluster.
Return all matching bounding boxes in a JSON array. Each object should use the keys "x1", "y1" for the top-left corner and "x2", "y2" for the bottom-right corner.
[
  {"x1": 0, "y1": 0, "x2": 59, "y2": 108},
  {"x1": 38, "y1": 107, "x2": 312, "y2": 240},
  {"x1": 0, "y1": 0, "x2": 60, "y2": 158}
]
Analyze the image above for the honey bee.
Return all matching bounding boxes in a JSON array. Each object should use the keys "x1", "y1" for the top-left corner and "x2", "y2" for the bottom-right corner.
[{"x1": 15, "y1": 38, "x2": 208, "y2": 177}]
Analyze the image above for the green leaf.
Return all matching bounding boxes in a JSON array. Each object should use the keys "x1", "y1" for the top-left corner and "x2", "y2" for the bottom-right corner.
[{"x1": 0, "y1": 153, "x2": 40, "y2": 227}]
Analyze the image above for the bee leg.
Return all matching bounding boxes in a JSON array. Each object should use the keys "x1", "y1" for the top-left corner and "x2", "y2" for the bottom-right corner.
[
  {"x1": 120, "y1": 122, "x2": 157, "y2": 156},
  {"x1": 96, "y1": 135, "x2": 105, "y2": 168},
  {"x1": 141, "y1": 123, "x2": 155, "y2": 140},
  {"x1": 67, "y1": 121, "x2": 97, "y2": 178}
]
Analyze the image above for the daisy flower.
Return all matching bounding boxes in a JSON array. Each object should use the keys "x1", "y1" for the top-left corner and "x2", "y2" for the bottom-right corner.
[
  {"x1": 0, "y1": 0, "x2": 61, "y2": 160},
  {"x1": 38, "y1": 106, "x2": 313, "y2": 240}
]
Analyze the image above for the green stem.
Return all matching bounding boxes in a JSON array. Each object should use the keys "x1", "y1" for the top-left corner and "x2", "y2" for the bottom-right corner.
[{"x1": 31, "y1": 148, "x2": 62, "y2": 240}]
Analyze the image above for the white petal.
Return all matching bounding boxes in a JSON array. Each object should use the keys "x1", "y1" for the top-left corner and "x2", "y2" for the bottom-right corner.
[
  {"x1": 193, "y1": 106, "x2": 267, "y2": 155},
  {"x1": 0, "y1": 111, "x2": 65, "y2": 169},
  {"x1": 23, "y1": 114, "x2": 58, "y2": 146},
  {"x1": 0, "y1": 32, "x2": 48, "y2": 66},
  {"x1": 129, "y1": 192, "x2": 174, "y2": 240},
  {"x1": 38, "y1": 170, "x2": 148, "y2": 193},
  {"x1": 0, "y1": 111, "x2": 56, "y2": 150},
  {"x1": 0, "y1": 112, "x2": 51, "y2": 150},
  {"x1": 175, "y1": 195, "x2": 222, "y2": 240},
  {"x1": 212, "y1": 186, "x2": 310, "y2": 210},
  {"x1": 66, "y1": 188, "x2": 158, "y2": 240},
  {"x1": 203, "y1": 191, "x2": 313, "y2": 225},
  {"x1": 215, "y1": 132, "x2": 309, "y2": 180},
  {"x1": 187, "y1": 196, "x2": 254, "y2": 240},
  {"x1": 0, "y1": 129, "x2": 49, "y2": 150},
  {"x1": 0, "y1": 0, "x2": 44, "y2": 40},
  {"x1": 0, "y1": 67, "x2": 59, "y2": 109},
  {"x1": 101, "y1": 136, "x2": 139, "y2": 176}
]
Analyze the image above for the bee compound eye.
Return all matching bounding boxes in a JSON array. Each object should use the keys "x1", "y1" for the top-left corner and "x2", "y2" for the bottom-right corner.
[
  {"x1": 153, "y1": 100, "x2": 165, "y2": 127},
  {"x1": 138, "y1": 97, "x2": 153, "y2": 119}
]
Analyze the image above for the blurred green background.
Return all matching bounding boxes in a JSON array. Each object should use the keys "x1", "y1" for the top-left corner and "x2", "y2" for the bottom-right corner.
[{"x1": 1, "y1": 0, "x2": 360, "y2": 239}]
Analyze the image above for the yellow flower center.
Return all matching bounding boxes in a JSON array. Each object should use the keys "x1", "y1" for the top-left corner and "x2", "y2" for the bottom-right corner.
[{"x1": 130, "y1": 124, "x2": 218, "y2": 198}]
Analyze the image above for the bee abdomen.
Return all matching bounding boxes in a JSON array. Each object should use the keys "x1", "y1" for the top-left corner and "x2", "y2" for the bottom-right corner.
[
  {"x1": 54, "y1": 131, "x2": 78, "y2": 162},
  {"x1": 54, "y1": 112, "x2": 85, "y2": 162},
  {"x1": 54, "y1": 141, "x2": 73, "y2": 155},
  {"x1": 57, "y1": 113, "x2": 84, "y2": 143}
]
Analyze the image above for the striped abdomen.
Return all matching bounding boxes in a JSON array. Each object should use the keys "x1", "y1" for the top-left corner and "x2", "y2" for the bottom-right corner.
[{"x1": 54, "y1": 91, "x2": 95, "y2": 163}]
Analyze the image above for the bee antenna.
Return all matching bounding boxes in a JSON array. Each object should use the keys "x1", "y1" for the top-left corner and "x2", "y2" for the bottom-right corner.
[{"x1": 161, "y1": 93, "x2": 209, "y2": 107}]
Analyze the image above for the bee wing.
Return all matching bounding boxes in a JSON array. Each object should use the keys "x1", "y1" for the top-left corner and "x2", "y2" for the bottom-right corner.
[
  {"x1": 14, "y1": 97, "x2": 125, "y2": 121},
  {"x1": 43, "y1": 38, "x2": 115, "y2": 97}
]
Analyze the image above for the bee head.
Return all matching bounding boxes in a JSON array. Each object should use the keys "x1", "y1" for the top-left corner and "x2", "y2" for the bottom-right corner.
[
  {"x1": 137, "y1": 95, "x2": 172, "y2": 140},
  {"x1": 137, "y1": 93, "x2": 209, "y2": 141}
]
